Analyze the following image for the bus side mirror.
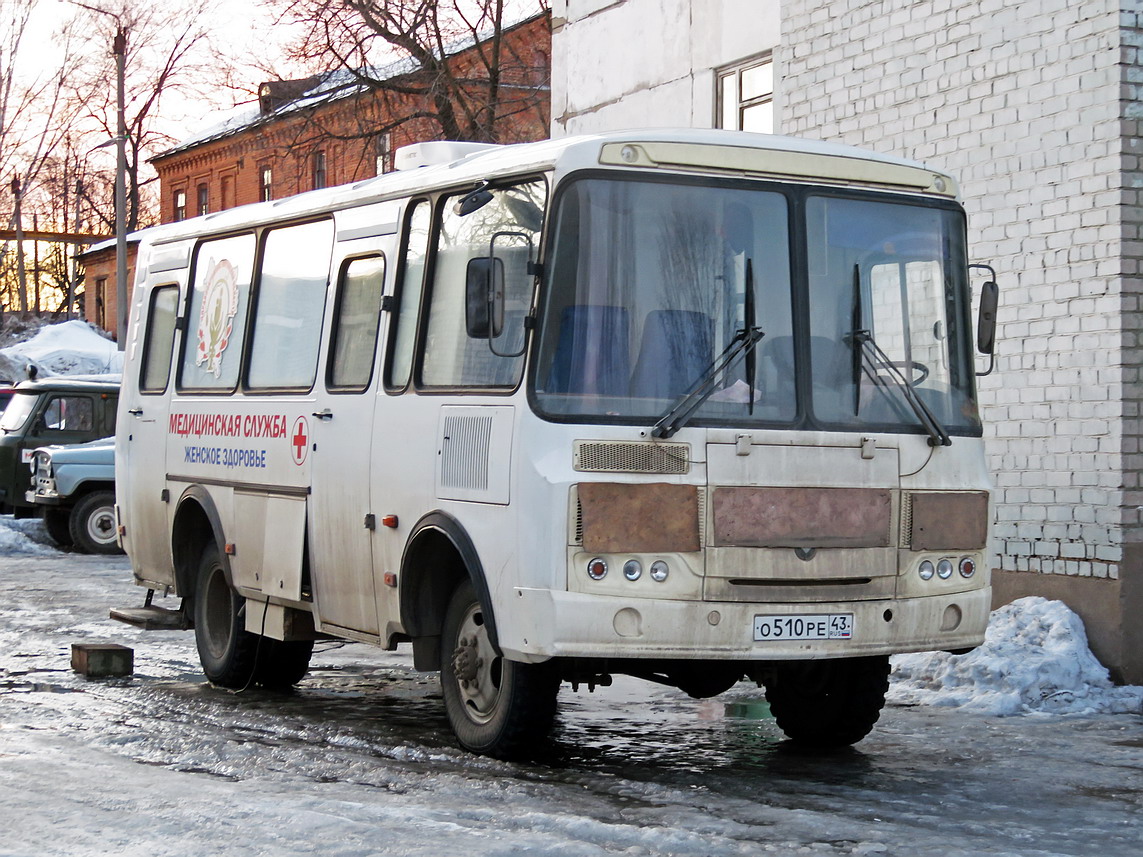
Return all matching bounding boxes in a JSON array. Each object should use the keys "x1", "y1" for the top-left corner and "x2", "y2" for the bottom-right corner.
[
  {"x1": 977, "y1": 279, "x2": 998, "y2": 355},
  {"x1": 969, "y1": 263, "x2": 999, "y2": 377},
  {"x1": 465, "y1": 256, "x2": 504, "y2": 339}
]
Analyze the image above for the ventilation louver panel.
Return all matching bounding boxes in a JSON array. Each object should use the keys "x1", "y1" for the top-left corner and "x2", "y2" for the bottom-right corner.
[{"x1": 573, "y1": 441, "x2": 690, "y2": 474}]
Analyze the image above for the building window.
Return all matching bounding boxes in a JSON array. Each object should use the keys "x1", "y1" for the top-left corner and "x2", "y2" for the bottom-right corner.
[
  {"x1": 94, "y1": 277, "x2": 107, "y2": 328},
  {"x1": 173, "y1": 189, "x2": 187, "y2": 221},
  {"x1": 197, "y1": 183, "x2": 209, "y2": 216},
  {"x1": 312, "y1": 151, "x2": 327, "y2": 190},
  {"x1": 221, "y1": 174, "x2": 234, "y2": 210},
  {"x1": 259, "y1": 164, "x2": 273, "y2": 202},
  {"x1": 717, "y1": 54, "x2": 773, "y2": 133},
  {"x1": 376, "y1": 134, "x2": 392, "y2": 175}
]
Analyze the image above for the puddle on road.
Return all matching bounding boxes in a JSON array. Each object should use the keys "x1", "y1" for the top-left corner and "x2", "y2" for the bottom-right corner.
[{"x1": 724, "y1": 698, "x2": 773, "y2": 720}]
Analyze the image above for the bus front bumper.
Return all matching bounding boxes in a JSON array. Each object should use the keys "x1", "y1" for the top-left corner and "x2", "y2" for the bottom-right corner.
[{"x1": 500, "y1": 586, "x2": 991, "y2": 663}]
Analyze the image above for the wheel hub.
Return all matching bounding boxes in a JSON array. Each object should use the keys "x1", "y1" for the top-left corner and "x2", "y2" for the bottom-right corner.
[{"x1": 451, "y1": 635, "x2": 484, "y2": 689}]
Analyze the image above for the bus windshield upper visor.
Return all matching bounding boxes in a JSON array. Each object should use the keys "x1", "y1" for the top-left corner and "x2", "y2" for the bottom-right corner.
[{"x1": 532, "y1": 176, "x2": 980, "y2": 435}]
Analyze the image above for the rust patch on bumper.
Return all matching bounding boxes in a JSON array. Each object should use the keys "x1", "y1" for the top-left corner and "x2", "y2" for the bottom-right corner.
[
  {"x1": 712, "y1": 486, "x2": 891, "y2": 548},
  {"x1": 579, "y1": 482, "x2": 700, "y2": 553},
  {"x1": 910, "y1": 491, "x2": 989, "y2": 550}
]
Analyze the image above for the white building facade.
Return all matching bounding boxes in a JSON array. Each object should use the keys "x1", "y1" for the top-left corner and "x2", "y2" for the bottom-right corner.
[{"x1": 550, "y1": 0, "x2": 1143, "y2": 682}]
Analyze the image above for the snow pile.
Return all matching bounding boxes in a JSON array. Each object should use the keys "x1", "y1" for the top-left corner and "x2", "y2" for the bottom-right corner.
[
  {"x1": 0, "y1": 515, "x2": 60, "y2": 556},
  {"x1": 890, "y1": 596, "x2": 1143, "y2": 716},
  {"x1": 0, "y1": 320, "x2": 122, "y2": 381}
]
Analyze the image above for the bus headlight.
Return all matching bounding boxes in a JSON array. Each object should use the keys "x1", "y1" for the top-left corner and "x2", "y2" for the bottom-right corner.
[
  {"x1": 587, "y1": 558, "x2": 608, "y2": 580},
  {"x1": 623, "y1": 559, "x2": 642, "y2": 581},
  {"x1": 959, "y1": 557, "x2": 976, "y2": 578},
  {"x1": 937, "y1": 559, "x2": 954, "y2": 580},
  {"x1": 649, "y1": 560, "x2": 669, "y2": 582},
  {"x1": 918, "y1": 560, "x2": 935, "y2": 581}
]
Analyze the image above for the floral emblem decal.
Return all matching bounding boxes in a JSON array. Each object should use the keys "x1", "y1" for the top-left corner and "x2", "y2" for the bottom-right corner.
[{"x1": 195, "y1": 258, "x2": 239, "y2": 378}]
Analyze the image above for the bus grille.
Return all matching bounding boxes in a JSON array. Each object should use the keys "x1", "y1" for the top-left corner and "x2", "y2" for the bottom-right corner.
[
  {"x1": 571, "y1": 485, "x2": 705, "y2": 546},
  {"x1": 573, "y1": 441, "x2": 690, "y2": 474}
]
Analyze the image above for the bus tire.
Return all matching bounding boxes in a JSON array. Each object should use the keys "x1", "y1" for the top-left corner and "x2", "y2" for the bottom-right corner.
[
  {"x1": 68, "y1": 491, "x2": 122, "y2": 554},
  {"x1": 764, "y1": 655, "x2": 890, "y2": 748},
  {"x1": 43, "y1": 507, "x2": 74, "y2": 547},
  {"x1": 440, "y1": 580, "x2": 559, "y2": 759},
  {"x1": 254, "y1": 639, "x2": 314, "y2": 689},
  {"x1": 194, "y1": 543, "x2": 259, "y2": 689}
]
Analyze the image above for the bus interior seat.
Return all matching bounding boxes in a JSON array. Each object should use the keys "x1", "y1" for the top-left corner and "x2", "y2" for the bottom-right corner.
[
  {"x1": 630, "y1": 309, "x2": 714, "y2": 399},
  {"x1": 546, "y1": 305, "x2": 631, "y2": 396}
]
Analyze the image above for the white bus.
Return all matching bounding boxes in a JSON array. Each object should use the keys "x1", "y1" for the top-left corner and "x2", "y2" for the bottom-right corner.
[{"x1": 115, "y1": 129, "x2": 999, "y2": 759}]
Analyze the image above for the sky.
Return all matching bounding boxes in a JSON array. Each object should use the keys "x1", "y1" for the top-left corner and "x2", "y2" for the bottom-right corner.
[{"x1": 21, "y1": 0, "x2": 299, "y2": 145}]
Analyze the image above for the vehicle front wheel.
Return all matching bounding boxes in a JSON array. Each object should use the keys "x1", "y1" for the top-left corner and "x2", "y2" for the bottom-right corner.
[
  {"x1": 43, "y1": 507, "x2": 74, "y2": 547},
  {"x1": 68, "y1": 491, "x2": 122, "y2": 554},
  {"x1": 763, "y1": 655, "x2": 891, "y2": 748},
  {"x1": 440, "y1": 581, "x2": 560, "y2": 759}
]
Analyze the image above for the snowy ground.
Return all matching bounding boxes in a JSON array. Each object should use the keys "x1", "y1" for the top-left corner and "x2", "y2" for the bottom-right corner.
[{"x1": 2, "y1": 515, "x2": 1142, "y2": 857}]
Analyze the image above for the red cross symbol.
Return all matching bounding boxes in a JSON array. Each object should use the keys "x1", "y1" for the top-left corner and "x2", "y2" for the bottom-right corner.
[{"x1": 291, "y1": 416, "x2": 309, "y2": 466}]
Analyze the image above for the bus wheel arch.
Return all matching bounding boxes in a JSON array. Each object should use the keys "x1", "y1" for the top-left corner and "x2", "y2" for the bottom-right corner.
[
  {"x1": 400, "y1": 512, "x2": 498, "y2": 671},
  {"x1": 171, "y1": 485, "x2": 229, "y2": 604}
]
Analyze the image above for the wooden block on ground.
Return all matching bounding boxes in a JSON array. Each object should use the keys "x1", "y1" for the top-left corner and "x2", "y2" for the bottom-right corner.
[{"x1": 71, "y1": 643, "x2": 134, "y2": 677}]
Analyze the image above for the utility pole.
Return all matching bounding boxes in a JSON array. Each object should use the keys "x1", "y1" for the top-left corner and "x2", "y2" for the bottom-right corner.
[
  {"x1": 113, "y1": 25, "x2": 128, "y2": 348},
  {"x1": 11, "y1": 177, "x2": 28, "y2": 313},
  {"x1": 32, "y1": 213, "x2": 40, "y2": 313},
  {"x1": 68, "y1": 179, "x2": 83, "y2": 320}
]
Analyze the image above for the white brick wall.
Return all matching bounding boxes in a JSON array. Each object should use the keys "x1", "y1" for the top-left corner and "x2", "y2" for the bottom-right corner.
[
  {"x1": 780, "y1": 0, "x2": 1131, "y2": 579},
  {"x1": 550, "y1": 0, "x2": 781, "y2": 135}
]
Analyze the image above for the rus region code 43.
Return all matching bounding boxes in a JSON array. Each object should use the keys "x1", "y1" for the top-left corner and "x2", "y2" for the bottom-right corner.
[{"x1": 753, "y1": 613, "x2": 855, "y2": 641}]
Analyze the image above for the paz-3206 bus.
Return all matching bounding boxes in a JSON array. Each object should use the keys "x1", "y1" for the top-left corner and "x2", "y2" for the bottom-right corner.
[{"x1": 115, "y1": 129, "x2": 999, "y2": 758}]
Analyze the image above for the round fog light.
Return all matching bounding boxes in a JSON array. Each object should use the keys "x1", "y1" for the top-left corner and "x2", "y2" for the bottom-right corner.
[
  {"x1": 937, "y1": 559, "x2": 954, "y2": 580},
  {"x1": 918, "y1": 560, "x2": 935, "y2": 581},
  {"x1": 959, "y1": 557, "x2": 976, "y2": 578},
  {"x1": 623, "y1": 559, "x2": 642, "y2": 581},
  {"x1": 587, "y1": 557, "x2": 608, "y2": 580},
  {"x1": 650, "y1": 560, "x2": 669, "y2": 582}
]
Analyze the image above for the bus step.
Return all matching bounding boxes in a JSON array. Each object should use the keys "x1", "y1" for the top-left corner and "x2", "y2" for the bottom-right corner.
[{"x1": 109, "y1": 605, "x2": 191, "y2": 631}]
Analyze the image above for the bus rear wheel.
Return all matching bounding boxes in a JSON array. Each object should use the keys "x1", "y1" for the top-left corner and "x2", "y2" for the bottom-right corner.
[
  {"x1": 763, "y1": 655, "x2": 890, "y2": 748},
  {"x1": 440, "y1": 581, "x2": 559, "y2": 759},
  {"x1": 194, "y1": 544, "x2": 259, "y2": 689}
]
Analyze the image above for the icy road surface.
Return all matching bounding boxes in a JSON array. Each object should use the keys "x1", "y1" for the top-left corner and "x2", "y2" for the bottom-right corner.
[{"x1": 2, "y1": 546, "x2": 1142, "y2": 856}]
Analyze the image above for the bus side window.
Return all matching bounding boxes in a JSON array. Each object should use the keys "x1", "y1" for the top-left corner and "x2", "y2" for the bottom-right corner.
[
  {"x1": 179, "y1": 233, "x2": 256, "y2": 392},
  {"x1": 140, "y1": 285, "x2": 180, "y2": 394},
  {"x1": 386, "y1": 200, "x2": 431, "y2": 390},
  {"x1": 421, "y1": 179, "x2": 546, "y2": 388},
  {"x1": 328, "y1": 255, "x2": 386, "y2": 391},
  {"x1": 247, "y1": 219, "x2": 334, "y2": 391}
]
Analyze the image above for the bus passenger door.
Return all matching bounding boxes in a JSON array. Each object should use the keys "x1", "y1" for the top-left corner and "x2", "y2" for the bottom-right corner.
[
  {"x1": 121, "y1": 277, "x2": 183, "y2": 586},
  {"x1": 307, "y1": 239, "x2": 392, "y2": 637}
]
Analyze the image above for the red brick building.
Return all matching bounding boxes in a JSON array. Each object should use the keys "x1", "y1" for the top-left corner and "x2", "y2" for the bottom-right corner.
[{"x1": 80, "y1": 12, "x2": 551, "y2": 336}]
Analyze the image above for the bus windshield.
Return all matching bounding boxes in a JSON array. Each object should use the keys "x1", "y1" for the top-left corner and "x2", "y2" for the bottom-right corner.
[{"x1": 532, "y1": 176, "x2": 980, "y2": 436}]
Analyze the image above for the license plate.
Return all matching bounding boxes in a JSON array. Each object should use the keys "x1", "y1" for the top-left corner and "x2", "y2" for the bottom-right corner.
[{"x1": 753, "y1": 613, "x2": 854, "y2": 641}]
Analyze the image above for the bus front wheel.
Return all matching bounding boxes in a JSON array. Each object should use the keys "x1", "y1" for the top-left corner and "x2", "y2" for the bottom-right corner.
[
  {"x1": 440, "y1": 581, "x2": 559, "y2": 759},
  {"x1": 763, "y1": 655, "x2": 890, "y2": 748}
]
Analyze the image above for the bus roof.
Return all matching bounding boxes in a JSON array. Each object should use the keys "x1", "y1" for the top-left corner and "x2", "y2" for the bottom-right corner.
[{"x1": 144, "y1": 129, "x2": 959, "y2": 248}]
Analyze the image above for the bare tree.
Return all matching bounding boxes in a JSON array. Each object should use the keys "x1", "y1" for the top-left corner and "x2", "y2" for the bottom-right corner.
[
  {"x1": 68, "y1": 0, "x2": 219, "y2": 233},
  {"x1": 1, "y1": 0, "x2": 85, "y2": 312},
  {"x1": 264, "y1": 0, "x2": 550, "y2": 147}
]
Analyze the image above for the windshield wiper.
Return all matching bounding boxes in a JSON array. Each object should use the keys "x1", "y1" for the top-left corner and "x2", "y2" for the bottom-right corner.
[
  {"x1": 849, "y1": 329, "x2": 951, "y2": 447},
  {"x1": 652, "y1": 259, "x2": 765, "y2": 439}
]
